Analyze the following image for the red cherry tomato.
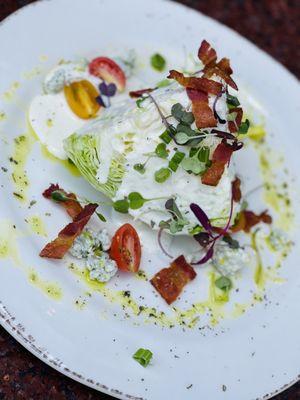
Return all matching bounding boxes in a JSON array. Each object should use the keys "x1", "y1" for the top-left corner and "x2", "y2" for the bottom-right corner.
[
  {"x1": 88, "y1": 57, "x2": 126, "y2": 92},
  {"x1": 110, "y1": 224, "x2": 141, "y2": 272}
]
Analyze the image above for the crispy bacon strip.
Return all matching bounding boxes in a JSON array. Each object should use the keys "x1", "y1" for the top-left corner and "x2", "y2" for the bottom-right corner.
[
  {"x1": 231, "y1": 210, "x2": 272, "y2": 233},
  {"x1": 198, "y1": 40, "x2": 238, "y2": 90},
  {"x1": 198, "y1": 39, "x2": 217, "y2": 66},
  {"x1": 43, "y1": 184, "x2": 82, "y2": 220},
  {"x1": 150, "y1": 255, "x2": 196, "y2": 305},
  {"x1": 187, "y1": 88, "x2": 217, "y2": 128},
  {"x1": 228, "y1": 107, "x2": 243, "y2": 133},
  {"x1": 129, "y1": 88, "x2": 154, "y2": 98},
  {"x1": 40, "y1": 204, "x2": 97, "y2": 259},
  {"x1": 168, "y1": 70, "x2": 222, "y2": 95},
  {"x1": 201, "y1": 142, "x2": 233, "y2": 186},
  {"x1": 232, "y1": 177, "x2": 242, "y2": 202}
]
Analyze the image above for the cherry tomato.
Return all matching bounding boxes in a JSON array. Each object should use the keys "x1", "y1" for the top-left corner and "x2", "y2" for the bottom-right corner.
[
  {"x1": 64, "y1": 80, "x2": 100, "y2": 119},
  {"x1": 89, "y1": 57, "x2": 126, "y2": 92},
  {"x1": 110, "y1": 224, "x2": 141, "y2": 272}
]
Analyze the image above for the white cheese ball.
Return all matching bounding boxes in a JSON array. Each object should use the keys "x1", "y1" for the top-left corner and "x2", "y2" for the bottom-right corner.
[
  {"x1": 92, "y1": 228, "x2": 111, "y2": 251},
  {"x1": 69, "y1": 229, "x2": 94, "y2": 259},
  {"x1": 212, "y1": 243, "x2": 251, "y2": 276},
  {"x1": 86, "y1": 253, "x2": 117, "y2": 283}
]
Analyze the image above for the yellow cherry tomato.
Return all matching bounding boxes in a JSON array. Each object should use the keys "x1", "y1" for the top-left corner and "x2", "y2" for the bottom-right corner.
[{"x1": 64, "y1": 80, "x2": 100, "y2": 119}]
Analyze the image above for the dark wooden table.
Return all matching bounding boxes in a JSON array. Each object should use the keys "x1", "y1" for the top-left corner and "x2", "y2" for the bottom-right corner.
[{"x1": 0, "y1": 1, "x2": 299, "y2": 399}]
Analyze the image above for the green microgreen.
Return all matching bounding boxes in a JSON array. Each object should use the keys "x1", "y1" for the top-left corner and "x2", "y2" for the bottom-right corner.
[
  {"x1": 133, "y1": 163, "x2": 146, "y2": 174},
  {"x1": 238, "y1": 118, "x2": 250, "y2": 134},
  {"x1": 171, "y1": 103, "x2": 194, "y2": 125},
  {"x1": 150, "y1": 53, "x2": 166, "y2": 72},
  {"x1": 50, "y1": 190, "x2": 69, "y2": 202},
  {"x1": 215, "y1": 276, "x2": 232, "y2": 291},
  {"x1": 227, "y1": 111, "x2": 238, "y2": 122},
  {"x1": 160, "y1": 198, "x2": 189, "y2": 233},
  {"x1": 155, "y1": 142, "x2": 169, "y2": 159},
  {"x1": 226, "y1": 94, "x2": 240, "y2": 108},
  {"x1": 197, "y1": 146, "x2": 210, "y2": 163},
  {"x1": 113, "y1": 199, "x2": 129, "y2": 214},
  {"x1": 181, "y1": 155, "x2": 206, "y2": 175},
  {"x1": 136, "y1": 97, "x2": 147, "y2": 109},
  {"x1": 113, "y1": 192, "x2": 169, "y2": 213},
  {"x1": 96, "y1": 212, "x2": 106, "y2": 222},
  {"x1": 222, "y1": 235, "x2": 240, "y2": 249},
  {"x1": 133, "y1": 348, "x2": 153, "y2": 367}
]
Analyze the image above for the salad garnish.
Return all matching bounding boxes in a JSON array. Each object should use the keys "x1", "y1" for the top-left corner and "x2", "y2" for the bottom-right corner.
[
  {"x1": 133, "y1": 348, "x2": 153, "y2": 367},
  {"x1": 150, "y1": 53, "x2": 166, "y2": 72}
]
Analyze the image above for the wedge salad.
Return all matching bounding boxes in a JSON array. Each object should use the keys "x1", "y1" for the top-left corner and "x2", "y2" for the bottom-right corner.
[{"x1": 31, "y1": 40, "x2": 275, "y2": 305}]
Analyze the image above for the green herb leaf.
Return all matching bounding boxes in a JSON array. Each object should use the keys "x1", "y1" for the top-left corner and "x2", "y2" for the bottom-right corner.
[
  {"x1": 133, "y1": 348, "x2": 153, "y2": 367},
  {"x1": 133, "y1": 163, "x2": 146, "y2": 174},
  {"x1": 150, "y1": 53, "x2": 166, "y2": 72},
  {"x1": 96, "y1": 212, "x2": 107, "y2": 222},
  {"x1": 155, "y1": 142, "x2": 169, "y2": 159},
  {"x1": 159, "y1": 129, "x2": 172, "y2": 144},
  {"x1": 227, "y1": 111, "x2": 238, "y2": 122},
  {"x1": 180, "y1": 111, "x2": 195, "y2": 125},
  {"x1": 154, "y1": 167, "x2": 171, "y2": 183},
  {"x1": 165, "y1": 198, "x2": 183, "y2": 220},
  {"x1": 215, "y1": 276, "x2": 232, "y2": 291},
  {"x1": 113, "y1": 199, "x2": 129, "y2": 214},
  {"x1": 128, "y1": 192, "x2": 146, "y2": 209},
  {"x1": 51, "y1": 190, "x2": 69, "y2": 202},
  {"x1": 226, "y1": 94, "x2": 240, "y2": 107},
  {"x1": 169, "y1": 151, "x2": 185, "y2": 172},
  {"x1": 238, "y1": 118, "x2": 250, "y2": 134}
]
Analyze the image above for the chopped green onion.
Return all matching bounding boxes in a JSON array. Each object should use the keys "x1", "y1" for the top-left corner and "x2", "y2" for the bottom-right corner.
[
  {"x1": 154, "y1": 167, "x2": 171, "y2": 183},
  {"x1": 150, "y1": 53, "x2": 166, "y2": 72},
  {"x1": 238, "y1": 119, "x2": 250, "y2": 134},
  {"x1": 189, "y1": 147, "x2": 198, "y2": 157},
  {"x1": 226, "y1": 94, "x2": 240, "y2": 107},
  {"x1": 159, "y1": 130, "x2": 172, "y2": 144},
  {"x1": 155, "y1": 142, "x2": 169, "y2": 159},
  {"x1": 133, "y1": 348, "x2": 153, "y2": 367},
  {"x1": 215, "y1": 276, "x2": 232, "y2": 291},
  {"x1": 113, "y1": 199, "x2": 129, "y2": 214},
  {"x1": 133, "y1": 163, "x2": 146, "y2": 174},
  {"x1": 169, "y1": 151, "x2": 185, "y2": 172},
  {"x1": 198, "y1": 147, "x2": 210, "y2": 163}
]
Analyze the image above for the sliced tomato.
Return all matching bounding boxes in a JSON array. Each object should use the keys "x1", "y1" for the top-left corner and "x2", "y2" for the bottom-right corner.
[
  {"x1": 64, "y1": 80, "x2": 100, "y2": 119},
  {"x1": 110, "y1": 223, "x2": 141, "y2": 272},
  {"x1": 88, "y1": 57, "x2": 126, "y2": 92}
]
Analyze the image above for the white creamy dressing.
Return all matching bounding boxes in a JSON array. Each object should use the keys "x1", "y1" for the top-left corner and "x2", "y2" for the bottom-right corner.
[{"x1": 71, "y1": 79, "x2": 236, "y2": 232}]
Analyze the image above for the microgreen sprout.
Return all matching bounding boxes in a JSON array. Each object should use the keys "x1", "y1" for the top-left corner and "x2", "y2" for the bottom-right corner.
[
  {"x1": 215, "y1": 276, "x2": 232, "y2": 291},
  {"x1": 96, "y1": 81, "x2": 117, "y2": 108},
  {"x1": 113, "y1": 192, "x2": 170, "y2": 214},
  {"x1": 150, "y1": 53, "x2": 166, "y2": 72}
]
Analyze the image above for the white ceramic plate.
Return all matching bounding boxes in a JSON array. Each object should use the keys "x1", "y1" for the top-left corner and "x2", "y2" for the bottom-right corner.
[{"x1": 0, "y1": 1, "x2": 300, "y2": 399}]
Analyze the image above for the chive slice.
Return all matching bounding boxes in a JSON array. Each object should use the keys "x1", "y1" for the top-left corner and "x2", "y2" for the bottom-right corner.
[
  {"x1": 133, "y1": 348, "x2": 153, "y2": 367},
  {"x1": 198, "y1": 147, "x2": 210, "y2": 163},
  {"x1": 154, "y1": 167, "x2": 171, "y2": 183},
  {"x1": 169, "y1": 151, "x2": 185, "y2": 172},
  {"x1": 159, "y1": 130, "x2": 172, "y2": 144}
]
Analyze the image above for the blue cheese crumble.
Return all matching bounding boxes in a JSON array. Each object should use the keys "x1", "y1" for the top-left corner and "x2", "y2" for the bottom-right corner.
[
  {"x1": 86, "y1": 253, "x2": 117, "y2": 283},
  {"x1": 69, "y1": 228, "x2": 117, "y2": 282},
  {"x1": 212, "y1": 243, "x2": 251, "y2": 276}
]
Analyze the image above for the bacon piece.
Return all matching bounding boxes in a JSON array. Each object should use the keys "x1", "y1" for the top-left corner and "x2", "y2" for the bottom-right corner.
[
  {"x1": 186, "y1": 88, "x2": 217, "y2": 128},
  {"x1": 198, "y1": 40, "x2": 217, "y2": 66},
  {"x1": 168, "y1": 70, "x2": 222, "y2": 95},
  {"x1": 197, "y1": 40, "x2": 238, "y2": 90},
  {"x1": 201, "y1": 142, "x2": 233, "y2": 186},
  {"x1": 43, "y1": 183, "x2": 83, "y2": 220},
  {"x1": 40, "y1": 204, "x2": 97, "y2": 259},
  {"x1": 231, "y1": 210, "x2": 272, "y2": 233},
  {"x1": 228, "y1": 107, "x2": 243, "y2": 133},
  {"x1": 129, "y1": 88, "x2": 154, "y2": 98},
  {"x1": 150, "y1": 255, "x2": 196, "y2": 305},
  {"x1": 232, "y1": 177, "x2": 242, "y2": 202}
]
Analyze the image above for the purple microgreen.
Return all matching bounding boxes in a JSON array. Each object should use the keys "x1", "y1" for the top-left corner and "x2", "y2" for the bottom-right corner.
[
  {"x1": 190, "y1": 203, "x2": 213, "y2": 235},
  {"x1": 213, "y1": 91, "x2": 226, "y2": 124},
  {"x1": 193, "y1": 232, "x2": 211, "y2": 247},
  {"x1": 157, "y1": 228, "x2": 173, "y2": 259},
  {"x1": 191, "y1": 243, "x2": 214, "y2": 265},
  {"x1": 211, "y1": 129, "x2": 236, "y2": 141},
  {"x1": 95, "y1": 95, "x2": 107, "y2": 108},
  {"x1": 99, "y1": 81, "x2": 117, "y2": 97}
]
